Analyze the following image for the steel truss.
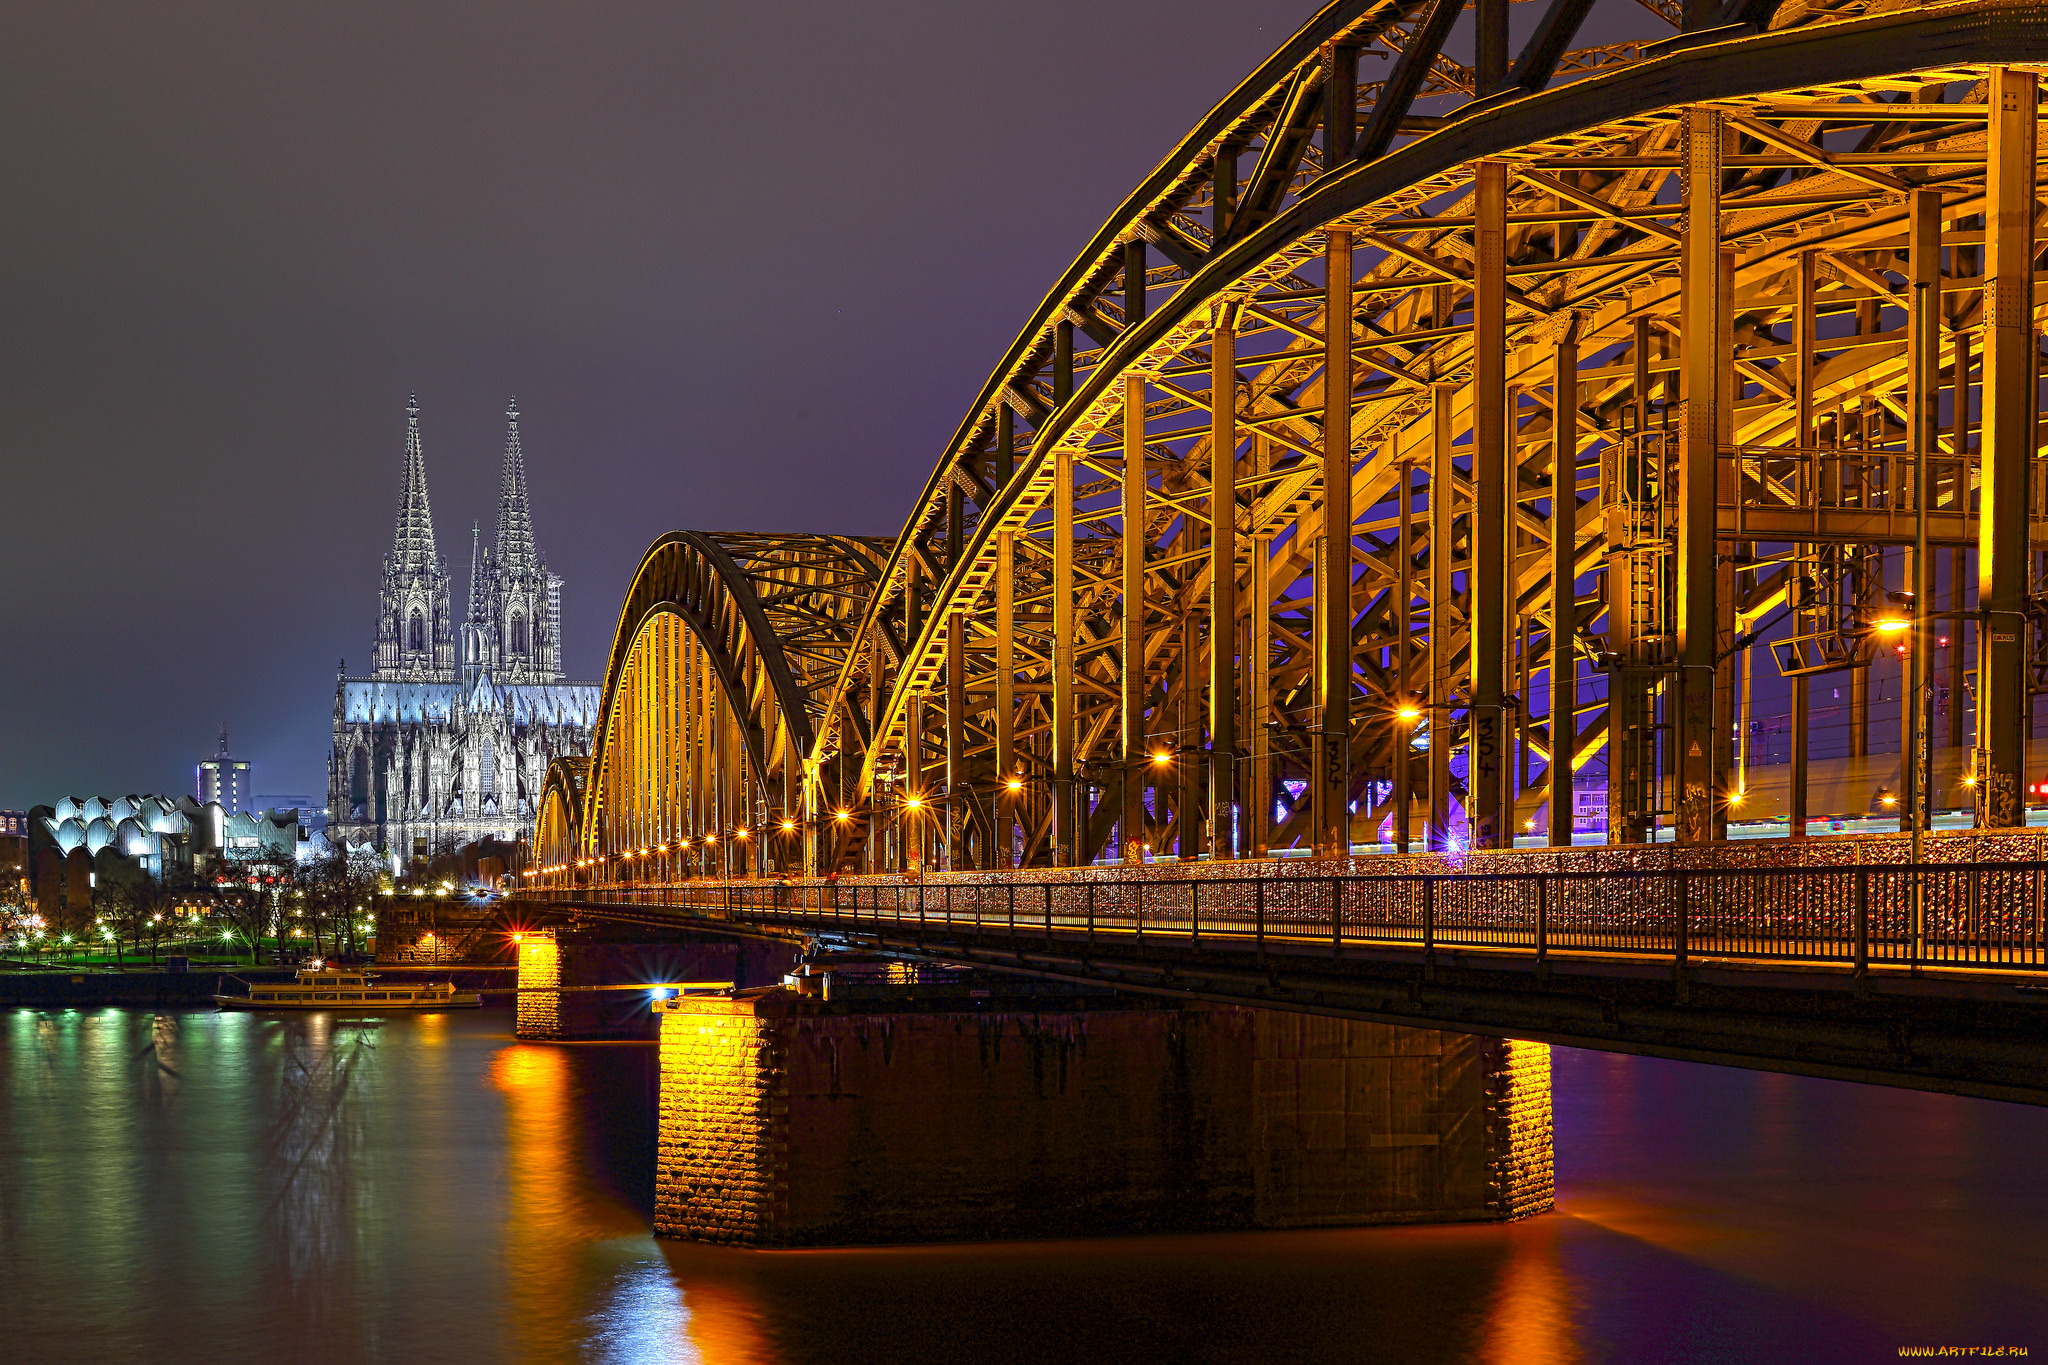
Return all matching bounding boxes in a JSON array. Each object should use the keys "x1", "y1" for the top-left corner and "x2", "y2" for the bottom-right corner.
[{"x1": 538, "y1": 0, "x2": 2048, "y2": 888}]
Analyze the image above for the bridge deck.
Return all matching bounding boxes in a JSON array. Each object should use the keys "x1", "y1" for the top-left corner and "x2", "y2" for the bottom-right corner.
[{"x1": 511, "y1": 859, "x2": 2048, "y2": 1105}]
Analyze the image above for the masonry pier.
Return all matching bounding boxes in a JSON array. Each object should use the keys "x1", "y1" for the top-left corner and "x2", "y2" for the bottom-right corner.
[
  {"x1": 654, "y1": 975, "x2": 1552, "y2": 1247},
  {"x1": 512, "y1": 926, "x2": 797, "y2": 1040}
]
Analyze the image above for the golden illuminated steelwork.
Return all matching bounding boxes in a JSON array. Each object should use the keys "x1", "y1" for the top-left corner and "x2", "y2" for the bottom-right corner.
[{"x1": 537, "y1": 0, "x2": 2048, "y2": 884}]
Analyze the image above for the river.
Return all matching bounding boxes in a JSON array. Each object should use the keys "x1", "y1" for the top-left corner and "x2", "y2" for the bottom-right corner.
[{"x1": 0, "y1": 1006, "x2": 2040, "y2": 1363}]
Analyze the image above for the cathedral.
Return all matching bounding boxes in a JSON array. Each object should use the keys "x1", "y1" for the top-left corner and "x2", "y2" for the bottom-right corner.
[{"x1": 328, "y1": 398, "x2": 600, "y2": 867}]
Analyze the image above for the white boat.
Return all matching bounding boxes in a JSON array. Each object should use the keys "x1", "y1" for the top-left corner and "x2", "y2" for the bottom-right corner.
[{"x1": 213, "y1": 963, "x2": 481, "y2": 1011}]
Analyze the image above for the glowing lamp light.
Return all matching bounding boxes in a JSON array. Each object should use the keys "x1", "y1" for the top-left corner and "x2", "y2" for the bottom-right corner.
[
  {"x1": 1882, "y1": 793, "x2": 1899, "y2": 807},
  {"x1": 512, "y1": 932, "x2": 524, "y2": 943},
  {"x1": 1152, "y1": 751, "x2": 1172, "y2": 766},
  {"x1": 1874, "y1": 618, "x2": 1911, "y2": 634},
  {"x1": 835, "y1": 809, "x2": 851, "y2": 822},
  {"x1": 781, "y1": 820, "x2": 796, "y2": 832},
  {"x1": 705, "y1": 833, "x2": 718, "y2": 844},
  {"x1": 735, "y1": 828, "x2": 749, "y2": 840},
  {"x1": 1728, "y1": 789, "x2": 1746, "y2": 807},
  {"x1": 1397, "y1": 706, "x2": 1422, "y2": 723},
  {"x1": 1004, "y1": 777, "x2": 1023, "y2": 791},
  {"x1": 903, "y1": 795, "x2": 924, "y2": 810}
]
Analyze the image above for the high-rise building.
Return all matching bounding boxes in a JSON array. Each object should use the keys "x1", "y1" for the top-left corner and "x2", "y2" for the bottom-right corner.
[
  {"x1": 197, "y1": 726, "x2": 252, "y2": 813},
  {"x1": 328, "y1": 398, "x2": 598, "y2": 866}
]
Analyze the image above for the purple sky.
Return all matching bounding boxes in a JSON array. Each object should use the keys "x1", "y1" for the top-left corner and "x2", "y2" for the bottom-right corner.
[{"x1": 1, "y1": 0, "x2": 1325, "y2": 807}]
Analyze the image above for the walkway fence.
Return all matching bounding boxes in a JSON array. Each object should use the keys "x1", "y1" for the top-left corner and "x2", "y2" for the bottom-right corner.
[{"x1": 520, "y1": 862, "x2": 2048, "y2": 976}]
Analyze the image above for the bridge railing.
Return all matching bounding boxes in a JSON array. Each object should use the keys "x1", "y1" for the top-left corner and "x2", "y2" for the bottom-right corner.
[{"x1": 520, "y1": 862, "x2": 2048, "y2": 975}]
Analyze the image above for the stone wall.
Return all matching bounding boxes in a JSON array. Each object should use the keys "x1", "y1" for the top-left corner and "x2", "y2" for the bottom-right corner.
[
  {"x1": 515, "y1": 932, "x2": 560, "y2": 1040},
  {"x1": 517, "y1": 932, "x2": 799, "y2": 1041},
  {"x1": 1487, "y1": 1038, "x2": 1555, "y2": 1220},
  {"x1": 655, "y1": 991, "x2": 1552, "y2": 1247},
  {"x1": 656, "y1": 996, "x2": 785, "y2": 1243}
]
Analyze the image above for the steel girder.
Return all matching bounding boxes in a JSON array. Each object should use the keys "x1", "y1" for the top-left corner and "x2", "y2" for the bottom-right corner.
[
  {"x1": 535, "y1": 532, "x2": 886, "y2": 883},
  {"x1": 800, "y1": 0, "x2": 2048, "y2": 872},
  {"x1": 533, "y1": 756, "x2": 587, "y2": 880}
]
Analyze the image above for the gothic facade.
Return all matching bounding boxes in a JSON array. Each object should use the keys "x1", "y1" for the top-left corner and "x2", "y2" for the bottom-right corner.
[{"x1": 329, "y1": 399, "x2": 598, "y2": 867}]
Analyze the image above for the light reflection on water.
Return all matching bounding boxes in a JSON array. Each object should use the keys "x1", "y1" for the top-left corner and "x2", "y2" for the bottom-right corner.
[{"x1": 1, "y1": 1007, "x2": 2043, "y2": 1363}]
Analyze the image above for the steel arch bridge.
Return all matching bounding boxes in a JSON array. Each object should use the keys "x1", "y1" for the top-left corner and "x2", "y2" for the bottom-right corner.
[{"x1": 535, "y1": 0, "x2": 2048, "y2": 891}]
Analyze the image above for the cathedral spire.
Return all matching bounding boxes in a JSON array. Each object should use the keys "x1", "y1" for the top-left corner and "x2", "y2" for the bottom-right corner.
[
  {"x1": 495, "y1": 397, "x2": 537, "y2": 576},
  {"x1": 467, "y1": 522, "x2": 487, "y2": 624},
  {"x1": 391, "y1": 395, "x2": 440, "y2": 573}
]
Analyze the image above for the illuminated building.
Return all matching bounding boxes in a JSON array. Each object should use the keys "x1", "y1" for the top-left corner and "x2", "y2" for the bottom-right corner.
[
  {"x1": 196, "y1": 725, "x2": 252, "y2": 814},
  {"x1": 328, "y1": 397, "x2": 598, "y2": 868}
]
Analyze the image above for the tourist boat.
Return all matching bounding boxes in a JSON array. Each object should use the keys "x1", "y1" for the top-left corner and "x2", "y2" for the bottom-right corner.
[{"x1": 213, "y1": 962, "x2": 481, "y2": 1011}]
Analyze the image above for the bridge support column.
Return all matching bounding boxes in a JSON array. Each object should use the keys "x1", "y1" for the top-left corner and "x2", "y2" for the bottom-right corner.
[
  {"x1": 1675, "y1": 105, "x2": 1725, "y2": 844},
  {"x1": 1976, "y1": 66, "x2": 2036, "y2": 828},
  {"x1": 1313, "y1": 228, "x2": 1353, "y2": 857},
  {"x1": 1123, "y1": 373, "x2": 1149, "y2": 863},
  {"x1": 1210, "y1": 303, "x2": 1241, "y2": 859},
  {"x1": 1470, "y1": 162, "x2": 1510, "y2": 850},
  {"x1": 655, "y1": 988, "x2": 1552, "y2": 1247},
  {"x1": 1053, "y1": 440, "x2": 1077, "y2": 865},
  {"x1": 994, "y1": 529, "x2": 1017, "y2": 867},
  {"x1": 1548, "y1": 320, "x2": 1578, "y2": 848},
  {"x1": 1428, "y1": 382, "x2": 1456, "y2": 849}
]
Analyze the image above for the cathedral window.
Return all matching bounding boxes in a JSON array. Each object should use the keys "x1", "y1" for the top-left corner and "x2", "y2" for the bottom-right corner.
[
  {"x1": 409, "y1": 609, "x2": 425, "y2": 652},
  {"x1": 511, "y1": 612, "x2": 527, "y2": 656}
]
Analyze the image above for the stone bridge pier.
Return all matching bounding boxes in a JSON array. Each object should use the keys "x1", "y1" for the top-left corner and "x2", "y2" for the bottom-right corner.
[
  {"x1": 653, "y1": 970, "x2": 1553, "y2": 1247},
  {"x1": 513, "y1": 926, "x2": 798, "y2": 1040}
]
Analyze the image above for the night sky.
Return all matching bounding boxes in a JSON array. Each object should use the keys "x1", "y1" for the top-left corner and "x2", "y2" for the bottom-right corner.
[{"x1": 2, "y1": 0, "x2": 1338, "y2": 808}]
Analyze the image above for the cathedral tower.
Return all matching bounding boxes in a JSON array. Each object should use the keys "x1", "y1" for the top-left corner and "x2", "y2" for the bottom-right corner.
[
  {"x1": 463, "y1": 399, "x2": 564, "y2": 681},
  {"x1": 332, "y1": 395, "x2": 597, "y2": 868},
  {"x1": 373, "y1": 397, "x2": 457, "y2": 680}
]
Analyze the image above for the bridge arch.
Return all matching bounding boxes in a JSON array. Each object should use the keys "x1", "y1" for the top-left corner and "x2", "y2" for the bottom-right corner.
[
  {"x1": 529, "y1": 0, "x2": 2048, "y2": 882},
  {"x1": 532, "y1": 756, "x2": 586, "y2": 888},
  {"x1": 799, "y1": 0, "x2": 2048, "y2": 873},
  {"x1": 581, "y1": 532, "x2": 887, "y2": 880}
]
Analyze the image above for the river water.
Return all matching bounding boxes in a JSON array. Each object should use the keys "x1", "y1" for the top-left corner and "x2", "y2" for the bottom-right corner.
[{"x1": 0, "y1": 1006, "x2": 2041, "y2": 1364}]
